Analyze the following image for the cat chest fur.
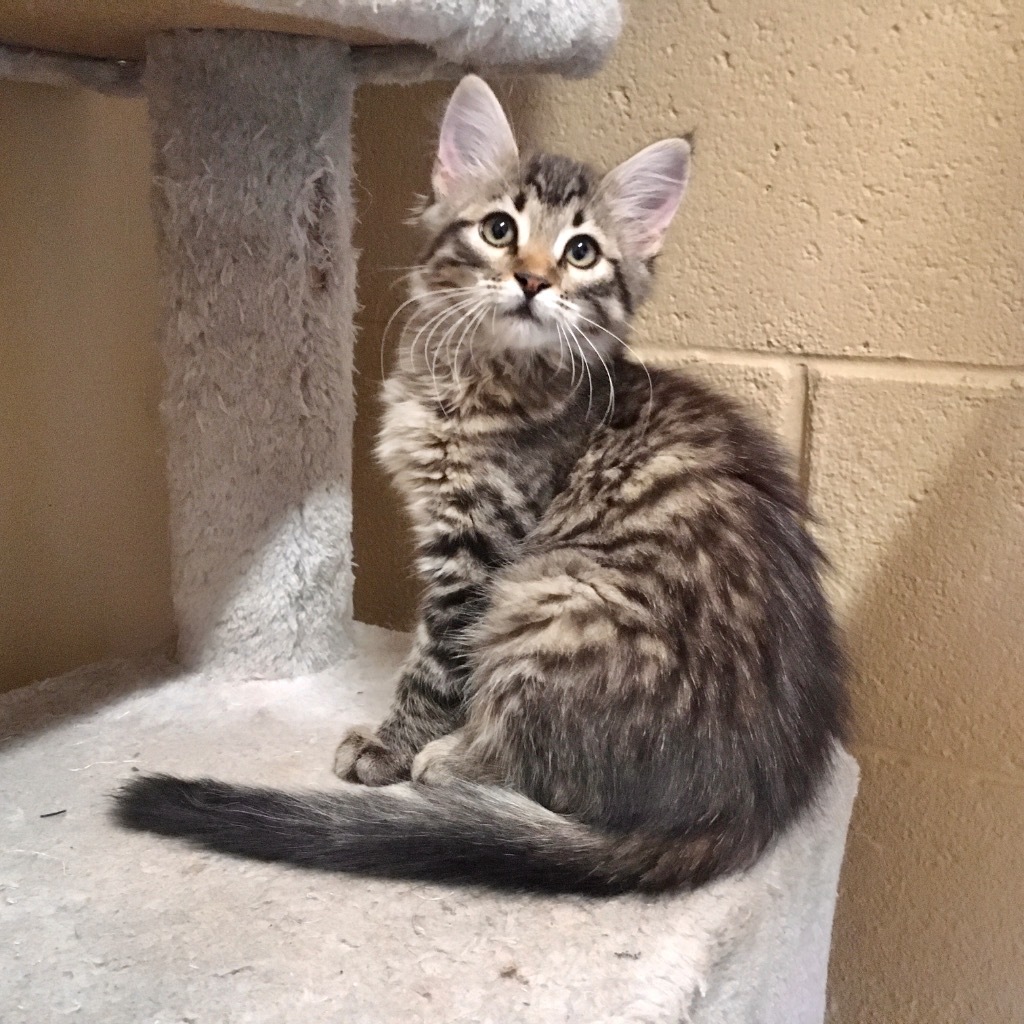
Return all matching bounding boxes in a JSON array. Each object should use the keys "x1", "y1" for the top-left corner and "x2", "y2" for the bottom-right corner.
[{"x1": 376, "y1": 375, "x2": 576, "y2": 556}]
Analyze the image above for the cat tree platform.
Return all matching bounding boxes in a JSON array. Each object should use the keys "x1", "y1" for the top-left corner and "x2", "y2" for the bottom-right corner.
[
  {"x1": 1, "y1": 4, "x2": 857, "y2": 1021},
  {"x1": 1, "y1": 626, "x2": 859, "y2": 1024}
]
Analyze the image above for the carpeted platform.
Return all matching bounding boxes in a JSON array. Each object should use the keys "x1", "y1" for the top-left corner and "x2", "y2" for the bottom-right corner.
[{"x1": 1, "y1": 624, "x2": 857, "y2": 1024}]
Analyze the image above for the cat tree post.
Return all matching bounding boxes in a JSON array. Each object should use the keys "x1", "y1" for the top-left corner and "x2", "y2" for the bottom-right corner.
[
  {"x1": 145, "y1": 31, "x2": 356, "y2": 677},
  {"x1": 0, "y1": 0, "x2": 623, "y2": 678}
]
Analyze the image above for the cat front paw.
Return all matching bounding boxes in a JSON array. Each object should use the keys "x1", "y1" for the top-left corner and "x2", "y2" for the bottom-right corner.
[
  {"x1": 333, "y1": 726, "x2": 411, "y2": 786},
  {"x1": 410, "y1": 732, "x2": 465, "y2": 786}
]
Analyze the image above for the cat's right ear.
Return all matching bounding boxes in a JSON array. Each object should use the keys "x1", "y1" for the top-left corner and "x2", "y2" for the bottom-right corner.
[{"x1": 433, "y1": 76, "x2": 518, "y2": 198}]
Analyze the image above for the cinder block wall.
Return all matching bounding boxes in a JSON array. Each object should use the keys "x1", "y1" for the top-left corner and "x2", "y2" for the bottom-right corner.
[{"x1": 354, "y1": 2, "x2": 1023, "y2": 1020}]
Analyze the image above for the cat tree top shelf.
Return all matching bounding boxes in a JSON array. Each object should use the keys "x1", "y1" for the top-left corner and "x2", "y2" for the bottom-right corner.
[{"x1": 0, "y1": 0, "x2": 621, "y2": 72}]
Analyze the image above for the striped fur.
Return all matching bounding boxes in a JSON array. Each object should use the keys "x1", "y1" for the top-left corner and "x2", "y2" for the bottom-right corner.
[{"x1": 115, "y1": 77, "x2": 847, "y2": 895}]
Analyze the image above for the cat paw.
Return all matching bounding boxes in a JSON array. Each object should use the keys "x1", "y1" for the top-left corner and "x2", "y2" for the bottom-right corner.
[
  {"x1": 410, "y1": 733, "x2": 462, "y2": 786},
  {"x1": 333, "y1": 727, "x2": 411, "y2": 786}
]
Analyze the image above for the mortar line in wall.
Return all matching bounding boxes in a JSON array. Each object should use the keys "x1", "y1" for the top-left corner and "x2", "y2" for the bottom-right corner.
[
  {"x1": 796, "y1": 364, "x2": 813, "y2": 496},
  {"x1": 806, "y1": 354, "x2": 1023, "y2": 383},
  {"x1": 853, "y1": 741, "x2": 1024, "y2": 790},
  {"x1": 806, "y1": 356, "x2": 1024, "y2": 384},
  {"x1": 636, "y1": 347, "x2": 1024, "y2": 383}
]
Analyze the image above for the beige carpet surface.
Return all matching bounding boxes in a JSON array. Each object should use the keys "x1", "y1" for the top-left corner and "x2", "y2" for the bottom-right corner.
[{"x1": 1, "y1": 623, "x2": 857, "y2": 1024}]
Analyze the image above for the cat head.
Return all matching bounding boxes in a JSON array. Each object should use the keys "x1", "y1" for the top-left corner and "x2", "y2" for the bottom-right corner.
[{"x1": 408, "y1": 75, "x2": 691, "y2": 361}]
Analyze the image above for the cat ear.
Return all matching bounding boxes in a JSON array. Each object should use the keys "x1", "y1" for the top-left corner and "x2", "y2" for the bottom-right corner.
[
  {"x1": 433, "y1": 75, "x2": 518, "y2": 197},
  {"x1": 602, "y1": 139, "x2": 691, "y2": 257}
]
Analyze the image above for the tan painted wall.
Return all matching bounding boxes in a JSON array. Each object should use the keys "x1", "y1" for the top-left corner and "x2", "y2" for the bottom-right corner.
[
  {"x1": 0, "y1": 82, "x2": 174, "y2": 689},
  {"x1": 1, "y1": 0, "x2": 1020, "y2": 1016}
]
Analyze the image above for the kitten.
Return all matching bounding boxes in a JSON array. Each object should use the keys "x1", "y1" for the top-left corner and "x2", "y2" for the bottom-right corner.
[{"x1": 115, "y1": 76, "x2": 847, "y2": 895}]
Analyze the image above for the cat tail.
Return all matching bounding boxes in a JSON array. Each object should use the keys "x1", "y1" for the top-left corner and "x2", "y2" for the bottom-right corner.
[{"x1": 113, "y1": 774, "x2": 748, "y2": 895}]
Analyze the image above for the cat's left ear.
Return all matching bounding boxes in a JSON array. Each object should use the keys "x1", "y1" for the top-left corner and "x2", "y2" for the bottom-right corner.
[
  {"x1": 602, "y1": 138, "x2": 691, "y2": 258},
  {"x1": 433, "y1": 75, "x2": 519, "y2": 197}
]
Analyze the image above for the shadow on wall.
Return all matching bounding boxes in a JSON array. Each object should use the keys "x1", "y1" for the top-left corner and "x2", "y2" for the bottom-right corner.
[
  {"x1": 350, "y1": 77, "x2": 542, "y2": 631},
  {"x1": 829, "y1": 394, "x2": 1024, "y2": 1021}
]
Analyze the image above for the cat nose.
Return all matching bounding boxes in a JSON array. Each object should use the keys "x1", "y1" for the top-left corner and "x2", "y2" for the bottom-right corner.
[{"x1": 514, "y1": 272, "x2": 551, "y2": 299}]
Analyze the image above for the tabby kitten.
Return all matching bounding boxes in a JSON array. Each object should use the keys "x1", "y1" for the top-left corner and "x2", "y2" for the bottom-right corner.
[{"x1": 116, "y1": 76, "x2": 847, "y2": 895}]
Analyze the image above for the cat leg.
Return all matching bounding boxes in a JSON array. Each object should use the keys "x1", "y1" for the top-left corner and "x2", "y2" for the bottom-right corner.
[
  {"x1": 333, "y1": 620, "x2": 475, "y2": 785},
  {"x1": 333, "y1": 669, "x2": 459, "y2": 786},
  {"x1": 409, "y1": 732, "x2": 464, "y2": 785},
  {"x1": 410, "y1": 730, "x2": 501, "y2": 787},
  {"x1": 336, "y1": 458, "x2": 527, "y2": 784},
  {"x1": 332, "y1": 726, "x2": 400, "y2": 783}
]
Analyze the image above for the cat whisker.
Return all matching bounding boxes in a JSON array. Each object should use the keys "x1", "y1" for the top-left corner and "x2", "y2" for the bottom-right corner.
[
  {"x1": 376, "y1": 263, "x2": 434, "y2": 276},
  {"x1": 563, "y1": 318, "x2": 612, "y2": 424},
  {"x1": 450, "y1": 304, "x2": 492, "y2": 399},
  {"x1": 379, "y1": 287, "x2": 480, "y2": 379},
  {"x1": 567, "y1": 334, "x2": 589, "y2": 399},
  {"x1": 416, "y1": 300, "x2": 483, "y2": 372},
  {"x1": 452, "y1": 301, "x2": 491, "y2": 377},
  {"x1": 427, "y1": 296, "x2": 495, "y2": 412},
  {"x1": 555, "y1": 323, "x2": 580, "y2": 389},
  {"x1": 432, "y1": 297, "x2": 481, "y2": 366},
  {"x1": 553, "y1": 323, "x2": 566, "y2": 377},
  {"x1": 431, "y1": 299, "x2": 490, "y2": 412},
  {"x1": 566, "y1": 324, "x2": 595, "y2": 418},
  {"x1": 404, "y1": 296, "x2": 485, "y2": 380},
  {"x1": 460, "y1": 284, "x2": 507, "y2": 381},
  {"x1": 379, "y1": 294, "x2": 433, "y2": 378},
  {"x1": 406, "y1": 299, "x2": 480, "y2": 371},
  {"x1": 564, "y1": 307, "x2": 654, "y2": 427}
]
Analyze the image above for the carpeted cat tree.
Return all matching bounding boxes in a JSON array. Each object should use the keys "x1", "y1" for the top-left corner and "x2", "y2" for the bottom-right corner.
[{"x1": 0, "y1": 4, "x2": 858, "y2": 1022}]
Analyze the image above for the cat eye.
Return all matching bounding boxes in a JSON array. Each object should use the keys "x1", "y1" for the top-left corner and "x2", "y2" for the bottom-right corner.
[
  {"x1": 480, "y1": 212, "x2": 517, "y2": 248},
  {"x1": 563, "y1": 234, "x2": 601, "y2": 269}
]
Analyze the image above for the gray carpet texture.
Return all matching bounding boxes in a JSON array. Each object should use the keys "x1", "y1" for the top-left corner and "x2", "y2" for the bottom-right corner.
[{"x1": 1, "y1": 624, "x2": 857, "y2": 1024}]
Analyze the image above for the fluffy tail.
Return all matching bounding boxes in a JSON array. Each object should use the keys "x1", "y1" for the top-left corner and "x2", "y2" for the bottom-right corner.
[{"x1": 113, "y1": 775, "x2": 744, "y2": 895}]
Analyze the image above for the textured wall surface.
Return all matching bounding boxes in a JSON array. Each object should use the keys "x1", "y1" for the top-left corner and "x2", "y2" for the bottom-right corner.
[{"x1": 352, "y1": 1, "x2": 1023, "y2": 1019}]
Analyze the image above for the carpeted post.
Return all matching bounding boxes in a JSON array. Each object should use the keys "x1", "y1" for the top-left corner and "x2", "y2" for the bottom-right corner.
[{"x1": 144, "y1": 31, "x2": 356, "y2": 677}]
